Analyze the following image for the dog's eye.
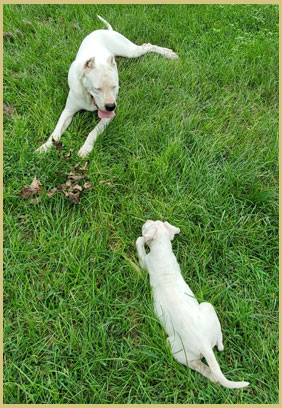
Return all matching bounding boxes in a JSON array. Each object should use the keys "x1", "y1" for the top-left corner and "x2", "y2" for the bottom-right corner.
[{"x1": 94, "y1": 88, "x2": 102, "y2": 92}]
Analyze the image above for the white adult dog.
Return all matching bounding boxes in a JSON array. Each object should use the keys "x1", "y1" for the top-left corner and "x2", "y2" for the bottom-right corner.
[
  {"x1": 136, "y1": 220, "x2": 249, "y2": 389},
  {"x1": 36, "y1": 15, "x2": 178, "y2": 158}
]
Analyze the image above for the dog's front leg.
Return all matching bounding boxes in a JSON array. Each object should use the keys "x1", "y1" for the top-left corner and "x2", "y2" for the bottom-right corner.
[
  {"x1": 36, "y1": 95, "x2": 80, "y2": 153},
  {"x1": 136, "y1": 237, "x2": 147, "y2": 269},
  {"x1": 78, "y1": 117, "x2": 113, "y2": 158}
]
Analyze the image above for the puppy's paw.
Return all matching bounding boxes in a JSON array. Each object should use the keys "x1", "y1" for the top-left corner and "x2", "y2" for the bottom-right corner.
[
  {"x1": 35, "y1": 143, "x2": 51, "y2": 153},
  {"x1": 136, "y1": 236, "x2": 145, "y2": 247},
  {"x1": 78, "y1": 146, "x2": 91, "y2": 158}
]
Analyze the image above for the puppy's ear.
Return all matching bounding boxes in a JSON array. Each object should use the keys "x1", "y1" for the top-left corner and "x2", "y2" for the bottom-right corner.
[
  {"x1": 143, "y1": 227, "x2": 157, "y2": 243},
  {"x1": 108, "y1": 56, "x2": 116, "y2": 67},
  {"x1": 84, "y1": 57, "x2": 95, "y2": 72},
  {"x1": 164, "y1": 221, "x2": 180, "y2": 241}
]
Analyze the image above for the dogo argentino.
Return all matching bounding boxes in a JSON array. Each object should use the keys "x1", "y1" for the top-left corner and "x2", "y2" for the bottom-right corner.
[
  {"x1": 36, "y1": 15, "x2": 179, "y2": 158},
  {"x1": 136, "y1": 220, "x2": 249, "y2": 389}
]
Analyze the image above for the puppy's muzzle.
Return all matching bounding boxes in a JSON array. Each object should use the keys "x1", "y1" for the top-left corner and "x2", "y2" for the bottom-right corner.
[{"x1": 105, "y1": 103, "x2": 116, "y2": 111}]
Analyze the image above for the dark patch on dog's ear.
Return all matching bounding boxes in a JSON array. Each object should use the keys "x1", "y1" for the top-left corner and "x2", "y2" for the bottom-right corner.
[{"x1": 84, "y1": 57, "x2": 95, "y2": 72}]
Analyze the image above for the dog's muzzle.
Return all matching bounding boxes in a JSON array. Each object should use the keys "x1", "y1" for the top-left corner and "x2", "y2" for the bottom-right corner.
[{"x1": 91, "y1": 95, "x2": 115, "y2": 119}]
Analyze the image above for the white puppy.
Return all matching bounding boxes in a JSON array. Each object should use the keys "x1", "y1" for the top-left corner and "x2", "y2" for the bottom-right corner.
[
  {"x1": 36, "y1": 15, "x2": 178, "y2": 158},
  {"x1": 136, "y1": 220, "x2": 249, "y2": 389}
]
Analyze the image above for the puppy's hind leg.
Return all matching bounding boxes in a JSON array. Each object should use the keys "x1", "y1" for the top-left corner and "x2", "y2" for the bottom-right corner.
[
  {"x1": 168, "y1": 336, "x2": 217, "y2": 383},
  {"x1": 217, "y1": 332, "x2": 224, "y2": 351},
  {"x1": 189, "y1": 359, "x2": 217, "y2": 383}
]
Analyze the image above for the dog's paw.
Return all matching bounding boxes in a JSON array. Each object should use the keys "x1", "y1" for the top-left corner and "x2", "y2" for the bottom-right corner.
[
  {"x1": 209, "y1": 375, "x2": 218, "y2": 384},
  {"x1": 136, "y1": 236, "x2": 145, "y2": 247},
  {"x1": 165, "y1": 49, "x2": 179, "y2": 59},
  {"x1": 35, "y1": 143, "x2": 51, "y2": 153},
  {"x1": 78, "y1": 146, "x2": 91, "y2": 158}
]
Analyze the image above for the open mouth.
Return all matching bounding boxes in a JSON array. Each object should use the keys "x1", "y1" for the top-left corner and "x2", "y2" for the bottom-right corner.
[{"x1": 91, "y1": 95, "x2": 115, "y2": 119}]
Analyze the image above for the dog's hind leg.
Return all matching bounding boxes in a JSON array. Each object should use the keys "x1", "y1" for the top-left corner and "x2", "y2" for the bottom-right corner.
[
  {"x1": 104, "y1": 31, "x2": 179, "y2": 60},
  {"x1": 132, "y1": 42, "x2": 179, "y2": 60}
]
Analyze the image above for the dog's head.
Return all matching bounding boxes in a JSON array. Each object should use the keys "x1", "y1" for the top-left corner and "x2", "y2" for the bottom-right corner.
[
  {"x1": 82, "y1": 56, "x2": 119, "y2": 119},
  {"x1": 142, "y1": 220, "x2": 180, "y2": 245}
]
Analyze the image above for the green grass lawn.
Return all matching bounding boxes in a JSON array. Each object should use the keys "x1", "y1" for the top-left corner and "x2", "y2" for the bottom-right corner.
[{"x1": 3, "y1": 4, "x2": 278, "y2": 404}]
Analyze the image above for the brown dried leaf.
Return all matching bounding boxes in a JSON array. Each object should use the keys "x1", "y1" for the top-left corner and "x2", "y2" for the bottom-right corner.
[
  {"x1": 64, "y1": 148, "x2": 74, "y2": 159},
  {"x1": 83, "y1": 181, "x2": 92, "y2": 190},
  {"x1": 30, "y1": 177, "x2": 43, "y2": 190},
  {"x1": 99, "y1": 180, "x2": 117, "y2": 188},
  {"x1": 3, "y1": 31, "x2": 14, "y2": 41},
  {"x1": 58, "y1": 183, "x2": 68, "y2": 192},
  {"x1": 30, "y1": 197, "x2": 41, "y2": 205},
  {"x1": 11, "y1": 72, "x2": 21, "y2": 78},
  {"x1": 71, "y1": 23, "x2": 79, "y2": 30},
  {"x1": 18, "y1": 214, "x2": 27, "y2": 227},
  {"x1": 14, "y1": 29, "x2": 24, "y2": 37},
  {"x1": 79, "y1": 162, "x2": 88, "y2": 171},
  {"x1": 46, "y1": 188, "x2": 57, "y2": 197},
  {"x1": 67, "y1": 174, "x2": 86, "y2": 181},
  {"x1": 20, "y1": 186, "x2": 38, "y2": 198},
  {"x1": 68, "y1": 192, "x2": 79, "y2": 204},
  {"x1": 3, "y1": 104, "x2": 15, "y2": 118},
  {"x1": 95, "y1": 171, "x2": 116, "y2": 178},
  {"x1": 52, "y1": 138, "x2": 63, "y2": 150},
  {"x1": 20, "y1": 177, "x2": 43, "y2": 198},
  {"x1": 72, "y1": 184, "x2": 83, "y2": 193}
]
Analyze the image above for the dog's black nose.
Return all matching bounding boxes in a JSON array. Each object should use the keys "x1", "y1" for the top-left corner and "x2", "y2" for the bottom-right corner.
[{"x1": 105, "y1": 103, "x2": 116, "y2": 111}]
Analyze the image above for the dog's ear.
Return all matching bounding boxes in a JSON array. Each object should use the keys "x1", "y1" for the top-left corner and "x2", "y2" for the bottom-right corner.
[
  {"x1": 108, "y1": 56, "x2": 116, "y2": 67},
  {"x1": 143, "y1": 227, "x2": 157, "y2": 243},
  {"x1": 84, "y1": 57, "x2": 95, "y2": 73},
  {"x1": 164, "y1": 221, "x2": 180, "y2": 241}
]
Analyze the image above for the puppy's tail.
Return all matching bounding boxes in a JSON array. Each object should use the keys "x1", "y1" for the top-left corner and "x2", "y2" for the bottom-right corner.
[
  {"x1": 203, "y1": 348, "x2": 249, "y2": 389},
  {"x1": 97, "y1": 15, "x2": 113, "y2": 30}
]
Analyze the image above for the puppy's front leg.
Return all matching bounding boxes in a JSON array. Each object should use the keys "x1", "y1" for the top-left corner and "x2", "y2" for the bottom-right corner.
[
  {"x1": 78, "y1": 117, "x2": 113, "y2": 158},
  {"x1": 136, "y1": 237, "x2": 147, "y2": 269}
]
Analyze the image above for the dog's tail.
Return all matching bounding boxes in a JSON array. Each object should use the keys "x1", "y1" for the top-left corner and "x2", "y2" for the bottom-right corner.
[
  {"x1": 97, "y1": 15, "x2": 113, "y2": 30},
  {"x1": 203, "y1": 347, "x2": 249, "y2": 389}
]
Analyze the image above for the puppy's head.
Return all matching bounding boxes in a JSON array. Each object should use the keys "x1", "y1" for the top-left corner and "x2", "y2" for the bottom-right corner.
[
  {"x1": 142, "y1": 220, "x2": 180, "y2": 245},
  {"x1": 82, "y1": 56, "x2": 119, "y2": 119}
]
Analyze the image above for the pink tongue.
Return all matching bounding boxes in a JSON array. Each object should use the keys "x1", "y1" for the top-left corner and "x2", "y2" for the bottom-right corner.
[{"x1": 98, "y1": 108, "x2": 115, "y2": 119}]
